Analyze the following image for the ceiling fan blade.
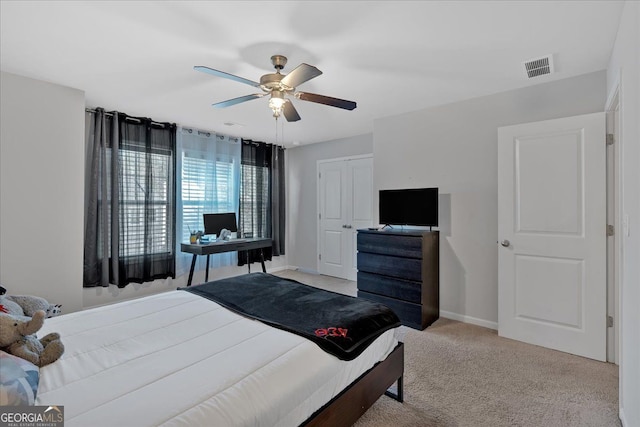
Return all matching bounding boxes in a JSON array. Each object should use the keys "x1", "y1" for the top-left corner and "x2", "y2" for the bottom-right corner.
[
  {"x1": 295, "y1": 92, "x2": 357, "y2": 110},
  {"x1": 212, "y1": 93, "x2": 266, "y2": 108},
  {"x1": 194, "y1": 66, "x2": 261, "y2": 88},
  {"x1": 283, "y1": 100, "x2": 301, "y2": 122},
  {"x1": 280, "y1": 63, "x2": 322, "y2": 88}
]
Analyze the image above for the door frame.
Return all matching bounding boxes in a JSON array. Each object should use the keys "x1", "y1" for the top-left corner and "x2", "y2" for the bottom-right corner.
[
  {"x1": 316, "y1": 154, "x2": 373, "y2": 276},
  {"x1": 605, "y1": 75, "x2": 622, "y2": 365}
]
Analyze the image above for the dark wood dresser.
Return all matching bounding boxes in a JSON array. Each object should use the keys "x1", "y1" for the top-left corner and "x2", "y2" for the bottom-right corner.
[{"x1": 356, "y1": 229, "x2": 439, "y2": 330}]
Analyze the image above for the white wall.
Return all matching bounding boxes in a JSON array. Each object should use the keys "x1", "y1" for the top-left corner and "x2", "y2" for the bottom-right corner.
[
  {"x1": 373, "y1": 71, "x2": 606, "y2": 327},
  {"x1": 606, "y1": 1, "x2": 640, "y2": 425},
  {"x1": 0, "y1": 71, "x2": 85, "y2": 313},
  {"x1": 287, "y1": 134, "x2": 373, "y2": 271}
]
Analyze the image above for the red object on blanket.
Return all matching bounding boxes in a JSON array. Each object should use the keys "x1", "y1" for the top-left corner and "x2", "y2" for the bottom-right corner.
[{"x1": 0, "y1": 304, "x2": 9, "y2": 314}]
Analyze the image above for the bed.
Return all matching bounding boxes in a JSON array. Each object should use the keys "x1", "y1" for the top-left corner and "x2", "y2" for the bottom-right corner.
[{"x1": 35, "y1": 273, "x2": 404, "y2": 426}]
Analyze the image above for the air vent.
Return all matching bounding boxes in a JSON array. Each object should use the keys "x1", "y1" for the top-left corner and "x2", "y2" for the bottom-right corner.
[{"x1": 523, "y1": 55, "x2": 554, "y2": 78}]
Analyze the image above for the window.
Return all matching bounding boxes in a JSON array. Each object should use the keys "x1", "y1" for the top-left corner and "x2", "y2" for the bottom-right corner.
[
  {"x1": 175, "y1": 130, "x2": 241, "y2": 274},
  {"x1": 181, "y1": 151, "x2": 238, "y2": 241},
  {"x1": 84, "y1": 109, "x2": 176, "y2": 288},
  {"x1": 105, "y1": 145, "x2": 173, "y2": 257},
  {"x1": 239, "y1": 163, "x2": 269, "y2": 238},
  {"x1": 237, "y1": 140, "x2": 285, "y2": 266}
]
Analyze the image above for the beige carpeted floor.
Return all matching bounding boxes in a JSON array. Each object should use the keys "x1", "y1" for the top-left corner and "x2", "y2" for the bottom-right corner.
[
  {"x1": 354, "y1": 318, "x2": 620, "y2": 427},
  {"x1": 274, "y1": 270, "x2": 620, "y2": 427}
]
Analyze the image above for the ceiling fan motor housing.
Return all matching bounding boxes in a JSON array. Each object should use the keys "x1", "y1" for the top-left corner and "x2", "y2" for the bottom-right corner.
[
  {"x1": 261, "y1": 55, "x2": 294, "y2": 92},
  {"x1": 260, "y1": 73, "x2": 293, "y2": 92},
  {"x1": 271, "y1": 55, "x2": 287, "y2": 70}
]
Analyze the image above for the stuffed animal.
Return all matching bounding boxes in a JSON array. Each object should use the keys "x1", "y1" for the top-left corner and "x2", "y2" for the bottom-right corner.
[
  {"x1": 0, "y1": 311, "x2": 64, "y2": 367},
  {"x1": 0, "y1": 286, "x2": 61, "y2": 320}
]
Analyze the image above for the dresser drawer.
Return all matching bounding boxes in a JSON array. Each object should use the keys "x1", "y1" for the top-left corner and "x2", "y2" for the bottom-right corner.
[
  {"x1": 357, "y1": 272, "x2": 421, "y2": 304},
  {"x1": 357, "y1": 233, "x2": 423, "y2": 259},
  {"x1": 358, "y1": 291, "x2": 424, "y2": 330},
  {"x1": 357, "y1": 252, "x2": 422, "y2": 282}
]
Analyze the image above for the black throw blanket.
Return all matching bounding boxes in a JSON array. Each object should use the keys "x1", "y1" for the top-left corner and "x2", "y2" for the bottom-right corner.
[{"x1": 181, "y1": 273, "x2": 400, "y2": 361}]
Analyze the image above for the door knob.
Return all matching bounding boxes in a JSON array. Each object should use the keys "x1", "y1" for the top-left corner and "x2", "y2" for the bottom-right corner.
[
  {"x1": 500, "y1": 240, "x2": 510, "y2": 247},
  {"x1": 346, "y1": 225, "x2": 352, "y2": 229}
]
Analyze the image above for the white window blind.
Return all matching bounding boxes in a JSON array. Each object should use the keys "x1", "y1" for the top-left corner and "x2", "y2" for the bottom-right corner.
[
  {"x1": 181, "y1": 152, "x2": 236, "y2": 242},
  {"x1": 239, "y1": 164, "x2": 269, "y2": 238},
  {"x1": 106, "y1": 147, "x2": 172, "y2": 257},
  {"x1": 175, "y1": 129, "x2": 241, "y2": 275}
]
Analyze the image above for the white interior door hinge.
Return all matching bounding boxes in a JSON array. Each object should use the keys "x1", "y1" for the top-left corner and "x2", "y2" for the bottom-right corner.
[
  {"x1": 606, "y1": 134, "x2": 614, "y2": 146},
  {"x1": 607, "y1": 316, "x2": 614, "y2": 327},
  {"x1": 318, "y1": 254, "x2": 322, "y2": 260},
  {"x1": 607, "y1": 224, "x2": 614, "y2": 236}
]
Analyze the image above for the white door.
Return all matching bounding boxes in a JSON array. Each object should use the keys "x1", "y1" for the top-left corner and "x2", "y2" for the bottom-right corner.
[
  {"x1": 319, "y1": 160, "x2": 348, "y2": 278},
  {"x1": 319, "y1": 157, "x2": 373, "y2": 280},
  {"x1": 498, "y1": 112, "x2": 606, "y2": 361},
  {"x1": 346, "y1": 158, "x2": 374, "y2": 280}
]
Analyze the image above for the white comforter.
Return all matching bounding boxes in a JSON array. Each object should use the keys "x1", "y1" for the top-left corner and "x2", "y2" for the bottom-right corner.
[{"x1": 37, "y1": 290, "x2": 398, "y2": 427}]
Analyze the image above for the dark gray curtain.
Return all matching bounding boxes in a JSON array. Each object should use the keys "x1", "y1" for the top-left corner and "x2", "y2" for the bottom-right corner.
[
  {"x1": 271, "y1": 143, "x2": 285, "y2": 256},
  {"x1": 238, "y1": 140, "x2": 285, "y2": 266},
  {"x1": 84, "y1": 108, "x2": 176, "y2": 288}
]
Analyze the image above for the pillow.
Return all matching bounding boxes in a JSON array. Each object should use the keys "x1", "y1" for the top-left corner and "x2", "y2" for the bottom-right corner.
[{"x1": 0, "y1": 350, "x2": 39, "y2": 406}]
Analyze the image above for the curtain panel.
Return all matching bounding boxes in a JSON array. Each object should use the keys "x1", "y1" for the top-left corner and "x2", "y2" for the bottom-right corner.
[
  {"x1": 271, "y1": 143, "x2": 286, "y2": 256},
  {"x1": 84, "y1": 108, "x2": 177, "y2": 288},
  {"x1": 175, "y1": 128, "x2": 241, "y2": 276},
  {"x1": 238, "y1": 140, "x2": 285, "y2": 266}
]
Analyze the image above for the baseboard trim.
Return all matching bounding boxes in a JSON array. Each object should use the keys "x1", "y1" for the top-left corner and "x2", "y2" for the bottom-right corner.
[
  {"x1": 289, "y1": 266, "x2": 321, "y2": 275},
  {"x1": 619, "y1": 406, "x2": 627, "y2": 426},
  {"x1": 266, "y1": 265, "x2": 290, "y2": 273},
  {"x1": 440, "y1": 310, "x2": 498, "y2": 330}
]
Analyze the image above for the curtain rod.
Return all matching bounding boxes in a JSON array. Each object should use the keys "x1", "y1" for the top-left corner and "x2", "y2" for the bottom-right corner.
[
  {"x1": 181, "y1": 127, "x2": 239, "y2": 143},
  {"x1": 85, "y1": 108, "x2": 169, "y2": 127},
  {"x1": 241, "y1": 138, "x2": 285, "y2": 150},
  {"x1": 87, "y1": 108, "x2": 284, "y2": 148}
]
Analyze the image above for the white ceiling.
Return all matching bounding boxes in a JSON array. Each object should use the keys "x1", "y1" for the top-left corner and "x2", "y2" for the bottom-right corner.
[{"x1": 0, "y1": 1, "x2": 624, "y2": 146}]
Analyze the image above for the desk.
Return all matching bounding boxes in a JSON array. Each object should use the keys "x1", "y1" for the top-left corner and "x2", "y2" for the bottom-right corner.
[{"x1": 181, "y1": 238, "x2": 272, "y2": 287}]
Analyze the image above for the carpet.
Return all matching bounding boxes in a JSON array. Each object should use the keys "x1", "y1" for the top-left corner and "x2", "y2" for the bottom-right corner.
[{"x1": 354, "y1": 318, "x2": 620, "y2": 427}]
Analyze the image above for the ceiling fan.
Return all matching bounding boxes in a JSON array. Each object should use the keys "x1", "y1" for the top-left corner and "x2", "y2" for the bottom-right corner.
[{"x1": 194, "y1": 55, "x2": 357, "y2": 122}]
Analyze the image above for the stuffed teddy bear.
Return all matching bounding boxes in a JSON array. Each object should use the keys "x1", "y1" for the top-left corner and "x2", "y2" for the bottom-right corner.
[
  {"x1": 0, "y1": 311, "x2": 64, "y2": 367},
  {"x1": 0, "y1": 285, "x2": 62, "y2": 320}
]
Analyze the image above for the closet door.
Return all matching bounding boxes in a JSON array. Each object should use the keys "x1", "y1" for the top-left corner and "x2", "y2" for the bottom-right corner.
[
  {"x1": 318, "y1": 160, "x2": 348, "y2": 278},
  {"x1": 346, "y1": 158, "x2": 374, "y2": 280},
  {"x1": 318, "y1": 156, "x2": 373, "y2": 280}
]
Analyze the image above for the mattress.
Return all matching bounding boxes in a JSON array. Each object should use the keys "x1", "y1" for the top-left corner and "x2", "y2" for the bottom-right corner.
[{"x1": 36, "y1": 289, "x2": 399, "y2": 427}]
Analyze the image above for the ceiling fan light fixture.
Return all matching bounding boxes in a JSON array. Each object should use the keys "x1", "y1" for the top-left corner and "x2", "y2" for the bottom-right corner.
[{"x1": 269, "y1": 91, "x2": 286, "y2": 118}]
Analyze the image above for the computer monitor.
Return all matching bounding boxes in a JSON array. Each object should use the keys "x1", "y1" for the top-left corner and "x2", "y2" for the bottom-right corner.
[{"x1": 203, "y1": 213, "x2": 237, "y2": 237}]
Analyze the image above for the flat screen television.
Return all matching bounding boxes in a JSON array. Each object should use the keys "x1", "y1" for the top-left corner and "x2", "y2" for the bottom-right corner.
[
  {"x1": 379, "y1": 188, "x2": 438, "y2": 227},
  {"x1": 203, "y1": 212, "x2": 237, "y2": 236}
]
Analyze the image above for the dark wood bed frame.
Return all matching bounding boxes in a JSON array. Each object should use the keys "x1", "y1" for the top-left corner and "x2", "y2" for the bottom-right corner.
[{"x1": 302, "y1": 342, "x2": 404, "y2": 427}]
